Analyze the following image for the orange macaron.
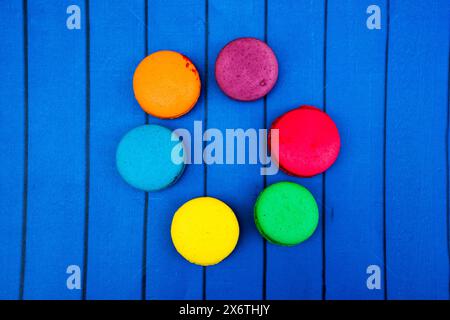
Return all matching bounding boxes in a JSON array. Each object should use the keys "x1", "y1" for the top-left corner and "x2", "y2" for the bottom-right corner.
[{"x1": 133, "y1": 50, "x2": 201, "y2": 119}]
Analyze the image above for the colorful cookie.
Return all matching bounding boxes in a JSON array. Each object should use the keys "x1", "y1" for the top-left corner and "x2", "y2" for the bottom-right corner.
[
  {"x1": 270, "y1": 106, "x2": 340, "y2": 177},
  {"x1": 116, "y1": 124, "x2": 185, "y2": 191},
  {"x1": 133, "y1": 50, "x2": 201, "y2": 119},
  {"x1": 254, "y1": 182, "x2": 319, "y2": 246},
  {"x1": 215, "y1": 37, "x2": 278, "y2": 101},
  {"x1": 171, "y1": 197, "x2": 239, "y2": 266}
]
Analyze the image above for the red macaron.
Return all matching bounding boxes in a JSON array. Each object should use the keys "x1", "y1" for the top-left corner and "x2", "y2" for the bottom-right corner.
[{"x1": 270, "y1": 106, "x2": 340, "y2": 177}]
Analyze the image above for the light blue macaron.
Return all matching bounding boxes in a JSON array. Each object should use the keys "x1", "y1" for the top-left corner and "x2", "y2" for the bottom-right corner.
[{"x1": 116, "y1": 124, "x2": 185, "y2": 191}]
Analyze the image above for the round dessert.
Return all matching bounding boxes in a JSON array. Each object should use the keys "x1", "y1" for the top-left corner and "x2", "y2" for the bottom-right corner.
[
  {"x1": 215, "y1": 37, "x2": 278, "y2": 101},
  {"x1": 270, "y1": 106, "x2": 340, "y2": 177},
  {"x1": 133, "y1": 50, "x2": 201, "y2": 119},
  {"x1": 171, "y1": 197, "x2": 239, "y2": 266},
  {"x1": 116, "y1": 124, "x2": 185, "y2": 191},
  {"x1": 254, "y1": 182, "x2": 319, "y2": 246}
]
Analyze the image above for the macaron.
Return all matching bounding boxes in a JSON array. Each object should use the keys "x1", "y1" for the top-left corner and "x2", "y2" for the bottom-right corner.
[
  {"x1": 116, "y1": 124, "x2": 185, "y2": 191},
  {"x1": 270, "y1": 106, "x2": 340, "y2": 177},
  {"x1": 254, "y1": 182, "x2": 319, "y2": 246},
  {"x1": 215, "y1": 37, "x2": 278, "y2": 101},
  {"x1": 133, "y1": 50, "x2": 201, "y2": 119},
  {"x1": 171, "y1": 197, "x2": 239, "y2": 266}
]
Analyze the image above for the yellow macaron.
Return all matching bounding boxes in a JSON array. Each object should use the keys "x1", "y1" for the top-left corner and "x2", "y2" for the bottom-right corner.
[
  {"x1": 171, "y1": 197, "x2": 239, "y2": 266},
  {"x1": 133, "y1": 50, "x2": 201, "y2": 119}
]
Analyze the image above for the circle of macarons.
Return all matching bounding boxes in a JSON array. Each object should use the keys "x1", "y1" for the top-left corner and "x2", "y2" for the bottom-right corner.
[
  {"x1": 116, "y1": 124, "x2": 185, "y2": 192},
  {"x1": 254, "y1": 182, "x2": 319, "y2": 246},
  {"x1": 133, "y1": 50, "x2": 201, "y2": 119},
  {"x1": 171, "y1": 197, "x2": 239, "y2": 266},
  {"x1": 215, "y1": 37, "x2": 278, "y2": 101},
  {"x1": 270, "y1": 105, "x2": 340, "y2": 177}
]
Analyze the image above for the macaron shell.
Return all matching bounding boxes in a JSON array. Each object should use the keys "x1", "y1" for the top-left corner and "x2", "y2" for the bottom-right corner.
[
  {"x1": 254, "y1": 182, "x2": 319, "y2": 246},
  {"x1": 254, "y1": 216, "x2": 285, "y2": 246},
  {"x1": 171, "y1": 197, "x2": 239, "y2": 266},
  {"x1": 215, "y1": 37, "x2": 278, "y2": 101},
  {"x1": 270, "y1": 106, "x2": 340, "y2": 177},
  {"x1": 133, "y1": 50, "x2": 201, "y2": 119},
  {"x1": 116, "y1": 124, "x2": 185, "y2": 191}
]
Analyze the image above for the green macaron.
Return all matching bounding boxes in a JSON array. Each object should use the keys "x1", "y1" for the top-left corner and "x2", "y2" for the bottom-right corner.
[{"x1": 254, "y1": 181, "x2": 319, "y2": 246}]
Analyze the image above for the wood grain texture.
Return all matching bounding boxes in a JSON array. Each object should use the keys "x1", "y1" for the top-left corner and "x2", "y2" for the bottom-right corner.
[
  {"x1": 145, "y1": 0, "x2": 205, "y2": 300},
  {"x1": 325, "y1": 0, "x2": 386, "y2": 299},
  {"x1": 24, "y1": 0, "x2": 86, "y2": 299},
  {"x1": 266, "y1": 0, "x2": 325, "y2": 299},
  {"x1": 0, "y1": 0, "x2": 25, "y2": 299},
  {"x1": 86, "y1": 0, "x2": 145, "y2": 299},
  {"x1": 385, "y1": 0, "x2": 449, "y2": 299},
  {"x1": 206, "y1": 0, "x2": 264, "y2": 300},
  {"x1": 0, "y1": 0, "x2": 448, "y2": 300}
]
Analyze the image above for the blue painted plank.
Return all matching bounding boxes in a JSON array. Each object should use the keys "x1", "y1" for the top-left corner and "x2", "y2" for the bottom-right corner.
[
  {"x1": 146, "y1": 0, "x2": 205, "y2": 300},
  {"x1": 206, "y1": 0, "x2": 264, "y2": 300},
  {"x1": 86, "y1": 1, "x2": 146, "y2": 299},
  {"x1": 325, "y1": 0, "x2": 386, "y2": 299},
  {"x1": 24, "y1": 0, "x2": 86, "y2": 299},
  {"x1": 0, "y1": 0, "x2": 25, "y2": 299},
  {"x1": 266, "y1": 0, "x2": 324, "y2": 299},
  {"x1": 386, "y1": 0, "x2": 449, "y2": 299}
]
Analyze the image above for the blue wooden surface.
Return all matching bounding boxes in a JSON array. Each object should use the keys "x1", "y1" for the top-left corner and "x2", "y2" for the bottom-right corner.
[
  {"x1": 266, "y1": 0, "x2": 324, "y2": 299},
  {"x1": 146, "y1": 0, "x2": 205, "y2": 300},
  {"x1": 206, "y1": 0, "x2": 264, "y2": 300},
  {"x1": 86, "y1": 0, "x2": 145, "y2": 299},
  {"x1": 0, "y1": 0, "x2": 25, "y2": 300},
  {"x1": 385, "y1": 0, "x2": 449, "y2": 299},
  {"x1": 24, "y1": 0, "x2": 87, "y2": 299},
  {"x1": 0, "y1": 0, "x2": 449, "y2": 300},
  {"x1": 325, "y1": 0, "x2": 386, "y2": 299}
]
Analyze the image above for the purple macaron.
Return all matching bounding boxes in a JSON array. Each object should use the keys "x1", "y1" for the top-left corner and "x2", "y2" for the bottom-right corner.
[{"x1": 215, "y1": 37, "x2": 278, "y2": 101}]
